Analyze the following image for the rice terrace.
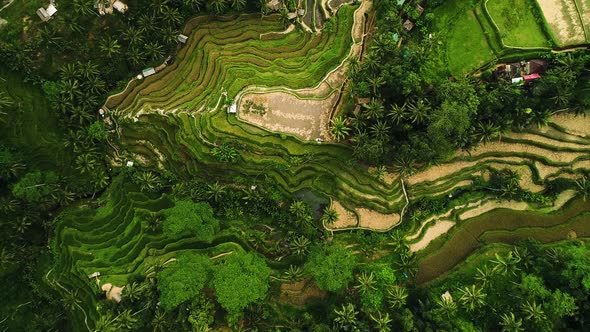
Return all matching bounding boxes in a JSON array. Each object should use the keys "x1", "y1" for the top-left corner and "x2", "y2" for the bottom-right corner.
[{"x1": 1, "y1": 0, "x2": 590, "y2": 330}]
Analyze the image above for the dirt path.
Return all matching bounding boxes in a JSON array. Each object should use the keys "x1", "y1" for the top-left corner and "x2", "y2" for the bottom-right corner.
[{"x1": 409, "y1": 220, "x2": 455, "y2": 252}]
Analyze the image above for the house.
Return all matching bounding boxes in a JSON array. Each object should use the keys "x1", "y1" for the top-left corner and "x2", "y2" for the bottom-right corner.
[
  {"x1": 95, "y1": 0, "x2": 128, "y2": 15},
  {"x1": 87, "y1": 272, "x2": 101, "y2": 279},
  {"x1": 356, "y1": 97, "x2": 370, "y2": 105},
  {"x1": 511, "y1": 77, "x2": 524, "y2": 84},
  {"x1": 525, "y1": 59, "x2": 548, "y2": 75},
  {"x1": 397, "y1": 0, "x2": 406, "y2": 6},
  {"x1": 287, "y1": 12, "x2": 298, "y2": 20},
  {"x1": 523, "y1": 73, "x2": 541, "y2": 82},
  {"x1": 416, "y1": 4, "x2": 425, "y2": 16},
  {"x1": 37, "y1": 3, "x2": 57, "y2": 22},
  {"x1": 227, "y1": 104, "x2": 237, "y2": 114},
  {"x1": 177, "y1": 34, "x2": 188, "y2": 44},
  {"x1": 403, "y1": 20, "x2": 414, "y2": 31},
  {"x1": 142, "y1": 67, "x2": 156, "y2": 78}
]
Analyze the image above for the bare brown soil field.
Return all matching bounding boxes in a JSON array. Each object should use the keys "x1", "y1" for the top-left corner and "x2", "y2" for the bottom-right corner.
[
  {"x1": 409, "y1": 220, "x2": 455, "y2": 252},
  {"x1": 536, "y1": 0, "x2": 586, "y2": 45},
  {"x1": 356, "y1": 208, "x2": 400, "y2": 230},
  {"x1": 240, "y1": 92, "x2": 337, "y2": 140},
  {"x1": 329, "y1": 200, "x2": 358, "y2": 228}
]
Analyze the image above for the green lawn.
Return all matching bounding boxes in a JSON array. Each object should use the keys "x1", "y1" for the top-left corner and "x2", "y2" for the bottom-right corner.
[{"x1": 486, "y1": 0, "x2": 550, "y2": 47}]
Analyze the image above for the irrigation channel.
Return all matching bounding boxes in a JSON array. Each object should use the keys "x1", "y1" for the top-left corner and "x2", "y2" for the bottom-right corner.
[{"x1": 416, "y1": 198, "x2": 590, "y2": 284}]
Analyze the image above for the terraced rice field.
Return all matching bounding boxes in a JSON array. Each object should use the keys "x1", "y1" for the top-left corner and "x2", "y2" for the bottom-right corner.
[
  {"x1": 108, "y1": 7, "x2": 356, "y2": 115},
  {"x1": 49, "y1": 177, "x2": 252, "y2": 329}
]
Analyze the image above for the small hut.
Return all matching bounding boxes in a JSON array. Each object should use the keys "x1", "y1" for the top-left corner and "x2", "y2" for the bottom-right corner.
[
  {"x1": 403, "y1": 20, "x2": 414, "y2": 31},
  {"x1": 37, "y1": 3, "x2": 57, "y2": 22}
]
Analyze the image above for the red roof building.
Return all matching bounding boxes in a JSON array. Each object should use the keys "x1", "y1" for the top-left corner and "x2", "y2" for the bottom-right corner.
[{"x1": 523, "y1": 73, "x2": 541, "y2": 81}]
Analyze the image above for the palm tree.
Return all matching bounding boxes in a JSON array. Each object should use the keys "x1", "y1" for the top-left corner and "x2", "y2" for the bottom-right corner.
[
  {"x1": 79, "y1": 62, "x2": 100, "y2": 79},
  {"x1": 60, "y1": 63, "x2": 79, "y2": 81},
  {"x1": 388, "y1": 231, "x2": 408, "y2": 252},
  {"x1": 161, "y1": 6, "x2": 182, "y2": 26},
  {"x1": 0, "y1": 248, "x2": 14, "y2": 266},
  {"x1": 407, "y1": 98, "x2": 431, "y2": 124},
  {"x1": 183, "y1": 0, "x2": 204, "y2": 11},
  {"x1": 61, "y1": 289, "x2": 82, "y2": 312},
  {"x1": 499, "y1": 312, "x2": 524, "y2": 332},
  {"x1": 388, "y1": 102, "x2": 408, "y2": 124},
  {"x1": 397, "y1": 251, "x2": 418, "y2": 279},
  {"x1": 436, "y1": 291, "x2": 457, "y2": 319},
  {"x1": 531, "y1": 109, "x2": 551, "y2": 128},
  {"x1": 521, "y1": 300, "x2": 546, "y2": 323},
  {"x1": 136, "y1": 172, "x2": 162, "y2": 193},
  {"x1": 150, "y1": 0, "x2": 171, "y2": 13},
  {"x1": 127, "y1": 47, "x2": 146, "y2": 68},
  {"x1": 144, "y1": 212, "x2": 164, "y2": 232},
  {"x1": 116, "y1": 309, "x2": 138, "y2": 330},
  {"x1": 474, "y1": 264, "x2": 495, "y2": 287},
  {"x1": 363, "y1": 99, "x2": 385, "y2": 119},
  {"x1": 99, "y1": 37, "x2": 122, "y2": 59},
  {"x1": 369, "y1": 311, "x2": 392, "y2": 332},
  {"x1": 93, "y1": 312, "x2": 115, "y2": 332},
  {"x1": 73, "y1": 0, "x2": 95, "y2": 16},
  {"x1": 386, "y1": 285, "x2": 408, "y2": 309},
  {"x1": 575, "y1": 175, "x2": 590, "y2": 201},
  {"x1": 138, "y1": 14, "x2": 158, "y2": 33},
  {"x1": 121, "y1": 26, "x2": 145, "y2": 46},
  {"x1": 330, "y1": 116, "x2": 350, "y2": 141},
  {"x1": 392, "y1": 155, "x2": 415, "y2": 177},
  {"x1": 209, "y1": 0, "x2": 228, "y2": 14},
  {"x1": 321, "y1": 206, "x2": 338, "y2": 225},
  {"x1": 13, "y1": 216, "x2": 32, "y2": 234},
  {"x1": 161, "y1": 26, "x2": 180, "y2": 45},
  {"x1": 458, "y1": 284, "x2": 486, "y2": 312},
  {"x1": 283, "y1": 265, "x2": 304, "y2": 282},
  {"x1": 206, "y1": 182, "x2": 226, "y2": 202},
  {"x1": 370, "y1": 120, "x2": 391, "y2": 140},
  {"x1": 152, "y1": 309, "x2": 167, "y2": 332},
  {"x1": 473, "y1": 121, "x2": 501, "y2": 144},
  {"x1": 290, "y1": 236, "x2": 311, "y2": 256},
  {"x1": 333, "y1": 303, "x2": 358, "y2": 331},
  {"x1": 232, "y1": 0, "x2": 247, "y2": 11},
  {"x1": 75, "y1": 153, "x2": 97, "y2": 174},
  {"x1": 289, "y1": 200, "x2": 309, "y2": 219},
  {"x1": 145, "y1": 42, "x2": 165, "y2": 62},
  {"x1": 83, "y1": 76, "x2": 107, "y2": 95},
  {"x1": 354, "y1": 272, "x2": 377, "y2": 295},
  {"x1": 368, "y1": 75, "x2": 385, "y2": 96},
  {"x1": 122, "y1": 282, "x2": 146, "y2": 303},
  {"x1": 491, "y1": 252, "x2": 520, "y2": 276}
]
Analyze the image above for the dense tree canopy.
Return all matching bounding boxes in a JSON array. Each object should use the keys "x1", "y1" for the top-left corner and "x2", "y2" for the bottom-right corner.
[
  {"x1": 163, "y1": 200, "x2": 219, "y2": 241},
  {"x1": 212, "y1": 252, "x2": 271, "y2": 319},
  {"x1": 305, "y1": 243, "x2": 357, "y2": 292},
  {"x1": 157, "y1": 254, "x2": 212, "y2": 311}
]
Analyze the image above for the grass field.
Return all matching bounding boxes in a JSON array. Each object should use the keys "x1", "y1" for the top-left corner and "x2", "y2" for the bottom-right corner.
[{"x1": 486, "y1": 0, "x2": 551, "y2": 47}]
